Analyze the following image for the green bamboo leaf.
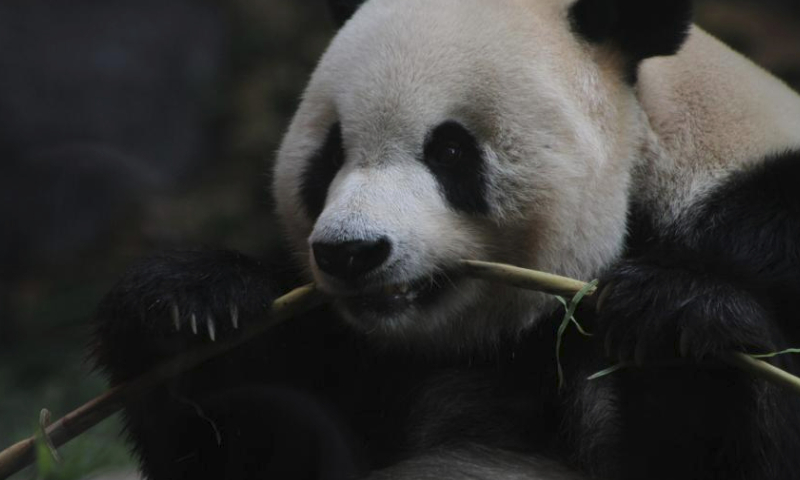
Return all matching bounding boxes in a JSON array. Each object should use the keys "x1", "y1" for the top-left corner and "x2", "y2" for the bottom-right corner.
[
  {"x1": 750, "y1": 348, "x2": 800, "y2": 359},
  {"x1": 556, "y1": 279, "x2": 599, "y2": 390}
]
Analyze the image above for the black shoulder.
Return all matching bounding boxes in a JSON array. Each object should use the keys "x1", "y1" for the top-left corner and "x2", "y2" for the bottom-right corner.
[
  {"x1": 626, "y1": 149, "x2": 800, "y2": 285},
  {"x1": 702, "y1": 149, "x2": 800, "y2": 216},
  {"x1": 692, "y1": 149, "x2": 800, "y2": 285}
]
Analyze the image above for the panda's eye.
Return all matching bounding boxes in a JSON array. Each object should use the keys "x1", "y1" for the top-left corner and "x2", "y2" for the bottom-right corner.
[
  {"x1": 421, "y1": 120, "x2": 489, "y2": 214},
  {"x1": 424, "y1": 121, "x2": 476, "y2": 168},
  {"x1": 433, "y1": 141, "x2": 463, "y2": 166}
]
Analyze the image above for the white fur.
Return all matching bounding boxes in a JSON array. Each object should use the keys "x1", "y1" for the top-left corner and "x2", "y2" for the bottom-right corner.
[
  {"x1": 634, "y1": 26, "x2": 800, "y2": 227},
  {"x1": 273, "y1": 0, "x2": 800, "y2": 345},
  {"x1": 274, "y1": 0, "x2": 639, "y2": 344}
]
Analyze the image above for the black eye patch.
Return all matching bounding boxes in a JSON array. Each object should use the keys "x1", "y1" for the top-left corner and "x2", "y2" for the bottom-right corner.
[
  {"x1": 300, "y1": 123, "x2": 345, "y2": 219},
  {"x1": 422, "y1": 121, "x2": 489, "y2": 215}
]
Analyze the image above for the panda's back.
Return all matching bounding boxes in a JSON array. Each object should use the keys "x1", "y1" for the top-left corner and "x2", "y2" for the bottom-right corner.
[
  {"x1": 634, "y1": 26, "x2": 800, "y2": 226},
  {"x1": 640, "y1": 26, "x2": 800, "y2": 165}
]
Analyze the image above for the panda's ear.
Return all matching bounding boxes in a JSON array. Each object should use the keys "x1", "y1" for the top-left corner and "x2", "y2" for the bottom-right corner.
[
  {"x1": 327, "y1": 0, "x2": 367, "y2": 27},
  {"x1": 569, "y1": 0, "x2": 692, "y2": 82}
]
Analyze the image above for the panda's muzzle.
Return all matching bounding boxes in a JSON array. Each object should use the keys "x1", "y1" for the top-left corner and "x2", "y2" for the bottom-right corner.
[{"x1": 310, "y1": 237, "x2": 459, "y2": 315}]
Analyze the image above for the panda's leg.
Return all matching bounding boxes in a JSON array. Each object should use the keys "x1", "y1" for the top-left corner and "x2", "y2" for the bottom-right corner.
[
  {"x1": 568, "y1": 360, "x2": 799, "y2": 479},
  {"x1": 560, "y1": 361, "x2": 623, "y2": 479},
  {"x1": 92, "y1": 250, "x2": 362, "y2": 480},
  {"x1": 583, "y1": 150, "x2": 800, "y2": 479},
  {"x1": 127, "y1": 385, "x2": 361, "y2": 480},
  {"x1": 120, "y1": 383, "x2": 361, "y2": 480}
]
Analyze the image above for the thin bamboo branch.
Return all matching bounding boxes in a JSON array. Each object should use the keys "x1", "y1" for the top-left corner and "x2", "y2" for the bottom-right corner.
[
  {"x1": 460, "y1": 260, "x2": 597, "y2": 298},
  {"x1": 457, "y1": 260, "x2": 800, "y2": 396},
  {"x1": 2, "y1": 261, "x2": 800, "y2": 479},
  {"x1": 0, "y1": 284, "x2": 324, "y2": 480},
  {"x1": 723, "y1": 352, "x2": 800, "y2": 395}
]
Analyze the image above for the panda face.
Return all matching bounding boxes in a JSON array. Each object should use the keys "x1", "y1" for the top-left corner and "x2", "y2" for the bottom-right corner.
[{"x1": 274, "y1": 0, "x2": 642, "y2": 344}]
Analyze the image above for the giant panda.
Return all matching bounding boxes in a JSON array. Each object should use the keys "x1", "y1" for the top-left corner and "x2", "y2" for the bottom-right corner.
[{"x1": 92, "y1": 0, "x2": 800, "y2": 479}]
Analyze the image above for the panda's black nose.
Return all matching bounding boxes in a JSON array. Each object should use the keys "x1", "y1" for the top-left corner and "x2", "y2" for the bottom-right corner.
[{"x1": 312, "y1": 238, "x2": 392, "y2": 281}]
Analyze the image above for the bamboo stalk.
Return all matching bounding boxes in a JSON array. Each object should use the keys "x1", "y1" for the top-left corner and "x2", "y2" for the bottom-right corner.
[
  {"x1": 0, "y1": 284, "x2": 324, "y2": 480},
  {"x1": 458, "y1": 260, "x2": 800, "y2": 396},
  {"x1": 723, "y1": 352, "x2": 800, "y2": 395},
  {"x1": 2, "y1": 261, "x2": 799, "y2": 478},
  {"x1": 459, "y1": 260, "x2": 597, "y2": 298}
]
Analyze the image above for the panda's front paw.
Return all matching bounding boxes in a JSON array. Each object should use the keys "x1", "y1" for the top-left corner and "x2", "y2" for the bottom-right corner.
[
  {"x1": 94, "y1": 250, "x2": 276, "y2": 380},
  {"x1": 596, "y1": 259, "x2": 778, "y2": 366}
]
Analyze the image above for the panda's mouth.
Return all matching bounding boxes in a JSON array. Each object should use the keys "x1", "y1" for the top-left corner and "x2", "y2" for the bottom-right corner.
[{"x1": 339, "y1": 270, "x2": 457, "y2": 316}]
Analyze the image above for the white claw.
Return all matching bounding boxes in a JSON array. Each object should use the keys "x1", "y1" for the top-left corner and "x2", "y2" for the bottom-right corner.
[
  {"x1": 230, "y1": 304, "x2": 239, "y2": 330},
  {"x1": 171, "y1": 303, "x2": 181, "y2": 331},
  {"x1": 190, "y1": 313, "x2": 198, "y2": 334},
  {"x1": 207, "y1": 315, "x2": 216, "y2": 342}
]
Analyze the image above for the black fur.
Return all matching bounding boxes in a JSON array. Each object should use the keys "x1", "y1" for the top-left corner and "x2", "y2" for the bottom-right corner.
[
  {"x1": 92, "y1": 148, "x2": 800, "y2": 480},
  {"x1": 568, "y1": 150, "x2": 800, "y2": 479},
  {"x1": 327, "y1": 0, "x2": 367, "y2": 27},
  {"x1": 93, "y1": 250, "x2": 278, "y2": 382},
  {"x1": 92, "y1": 247, "x2": 563, "y2": 479},
  {"x1": 600, "y1": 150, "x2": 800, "y2": 365},
  {"x1": 569, "y1": 0, "x2": 693, "y2": 83},
  {"x1": 300, "y1": 123, "x2": 345, "y2": 220},
  {"x1": 421, "y1": 121, "x2": 489, "y2": 215}
]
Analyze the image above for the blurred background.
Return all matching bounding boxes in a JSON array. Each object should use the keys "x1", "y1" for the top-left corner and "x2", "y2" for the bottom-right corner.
[{"x1": 0, "y1": 0, "x2": 798, "y2": 478}]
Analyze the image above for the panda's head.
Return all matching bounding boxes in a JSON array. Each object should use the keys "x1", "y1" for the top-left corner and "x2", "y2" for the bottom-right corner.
[{"x1": 274, "y1": 0, "x2": 691, "y2": 345}]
